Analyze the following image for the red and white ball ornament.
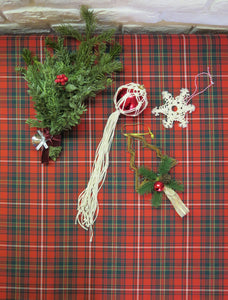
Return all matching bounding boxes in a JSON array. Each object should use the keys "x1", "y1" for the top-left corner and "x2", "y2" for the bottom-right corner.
[
  {"x1": 114, "y1": 83, "x2": 148, "y2": 116},
  {"x1": 76, "y1": 83, "x2": 148, "y2": 241}
]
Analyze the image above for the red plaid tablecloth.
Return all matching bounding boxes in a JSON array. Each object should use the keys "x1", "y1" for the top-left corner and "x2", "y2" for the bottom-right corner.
[{"x1": 0, "y1": 34, "x2": 228, "y2": 300}]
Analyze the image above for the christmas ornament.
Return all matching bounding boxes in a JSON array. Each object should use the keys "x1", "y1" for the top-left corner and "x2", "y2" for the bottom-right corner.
[
  {"x1": 153, "y1": 181, "x2": 164, "y2": 192},
  {"x1": 16, "y1": 6, "x2": 122, "y2": 163},
  {"x1": 122, "y1": 127, "x2": 189, "y2": 217},
  {"x1": 152, "y1": 89, "x2": 195, "y2": 128},
  {"x1": 152, "y1": 68, "x2": 214, "y2": 128},
  {"x1": 117, "y1": 85, "x2": 147, "y2": 114},
  {"x1": 76, "y1": 83, "x2": 148, "y2": 241}
]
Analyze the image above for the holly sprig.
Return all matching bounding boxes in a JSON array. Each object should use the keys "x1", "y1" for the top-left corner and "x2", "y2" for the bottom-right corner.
[
  {"x1": 122, "y1": 127, "x2": 184, "y2": 208},
  {"x1": 137, "y1": 155, "x2": 184, "y2": 207}
]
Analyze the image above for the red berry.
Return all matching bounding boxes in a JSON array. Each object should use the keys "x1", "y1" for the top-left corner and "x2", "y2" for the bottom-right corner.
[
  {"x1": 57, "y1": 75, "x2": 61, "y2": 79},
  {"x1": 54, "y1": 79, "x2": 58, "y2": 83},
  {"x1": 64, "y1": 76, "x2": 68, "y2": 82},
  {"x1": 61, "y1": 82, "x2": 65, "y2": 86}
]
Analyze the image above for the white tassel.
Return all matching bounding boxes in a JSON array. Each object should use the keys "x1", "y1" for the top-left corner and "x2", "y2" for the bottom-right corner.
[
  {"x1": 163, "y1": 186, "x2": 189, "y2": 217},
  {"x1": 75, "y1": 110, "x2": 120, "y2": 241}
]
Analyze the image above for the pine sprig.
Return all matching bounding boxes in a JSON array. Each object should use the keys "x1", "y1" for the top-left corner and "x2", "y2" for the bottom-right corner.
[
  {"x1": 55, "y1": 25, "x2": 83, "y2": 41},
  {"x1": 96, "y1": 29, "x2": 116, "y2": 44},
  {"x1": 44, "y1": 37, "x2": 59, "y2": 51},
  {"x1": 21, "y1": 48, "x2": 34, "y2": 66},
  {"x1": 109, "y1": 43, "x2": 122, "y2": 59},
  {"x1": 80, "y1": 5, "x2": 96, "y2": 39},
  {"x1": 49, "y1": 146, "x2": 62, "y2": 161}
]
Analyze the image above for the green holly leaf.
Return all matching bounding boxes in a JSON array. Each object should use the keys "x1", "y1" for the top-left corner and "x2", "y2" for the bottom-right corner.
[
  {"x1": 158, "y1": 155, "x2": 175, "y2": 175},
  {"x1": 151, "y1": 191, "x2": 162, "y2": 207},
  {"x1": 65, "y1": 84, "x2": 77, "y2": 92},
  {"x1": 166, "y1": 179, "x2": 184, "y2": 192},
  {"x1": 137, "y1": 181, "x2": 153, "y2": 195},
  {"x1": 138, "y1": 166, "x2": 157, "y2": 181}
]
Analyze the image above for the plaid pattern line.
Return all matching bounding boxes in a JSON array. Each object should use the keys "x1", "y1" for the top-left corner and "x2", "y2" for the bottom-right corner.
[{"x1": 0, "y1": 34, "x2": 228, "y2": 300}]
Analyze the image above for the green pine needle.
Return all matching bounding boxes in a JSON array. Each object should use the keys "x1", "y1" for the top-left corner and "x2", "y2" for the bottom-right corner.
[
  {"x1": 109, "y1": 43, "x2": 122, "y2": 59},
  {"x1": 96, "y1": 29, "x2": 116, "y2": 44},
  {"x1": 138, "y1": 166, "x2": 157, "y2": 181},
  {"x1": 80, "y1": 5, "x2": 96, "y2": 39},
  {"x1": 166, "y1": 179, "x2": 184, "y2": 192},
  {"x1": 55, "y1": 25, "x2": 83, "y2": 41},
  {"x1": 137, "y1": 181, "x2": 153, "y2": 195},
  {"x1": 22, "y1": 48, "x2": 34, "y2": 66},
  {"x1": 45, "y1": 37, "x2": 59, "y2": 50},
  {"x1": 151, "y1": 191, "x2": 162, "y2": 207},
  {"x1": 158, "y1": 155, "x2": 175, "y2": 175},
  {"x1": 26, "y1": 119, "x2": 42, "y2": 128}
]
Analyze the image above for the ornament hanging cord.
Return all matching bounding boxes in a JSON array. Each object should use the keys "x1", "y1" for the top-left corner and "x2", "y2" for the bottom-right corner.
[{"x1": 186, "y1": 67, "x2": 214, "y2": 104}]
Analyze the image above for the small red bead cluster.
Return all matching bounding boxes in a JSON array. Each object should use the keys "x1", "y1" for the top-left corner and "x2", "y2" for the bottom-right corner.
[{"x1": 55, "y1": 74, "x2": 68, "y2": 86}]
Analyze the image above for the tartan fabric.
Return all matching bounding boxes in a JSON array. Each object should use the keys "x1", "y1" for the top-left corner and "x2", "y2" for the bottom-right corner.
[{"x1": 0, "y1": 34, "x2": 228, "y2": 300}]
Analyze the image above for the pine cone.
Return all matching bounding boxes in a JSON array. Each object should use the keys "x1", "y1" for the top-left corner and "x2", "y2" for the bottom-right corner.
[{"x1": 161, "y1": 174, "x2": 172, "y2": 184}]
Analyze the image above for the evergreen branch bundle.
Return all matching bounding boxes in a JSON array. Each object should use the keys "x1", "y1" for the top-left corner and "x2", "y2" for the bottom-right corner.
[{"x1": 17, "y1": 6, "x2": 122, "y2": 162}]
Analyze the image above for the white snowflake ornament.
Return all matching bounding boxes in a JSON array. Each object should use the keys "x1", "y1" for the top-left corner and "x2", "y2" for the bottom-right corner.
[{"x1": 152, "y1": 88, "x2": 195, "y2": 128}]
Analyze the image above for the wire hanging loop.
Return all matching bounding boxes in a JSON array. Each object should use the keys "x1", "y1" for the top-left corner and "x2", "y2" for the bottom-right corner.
[
  {"x1": 122, "y1": 125, "x2": 155, "y2": 189},
  {"x1": 186, "y1": 67, "x2": 214, "y2": 104}
]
